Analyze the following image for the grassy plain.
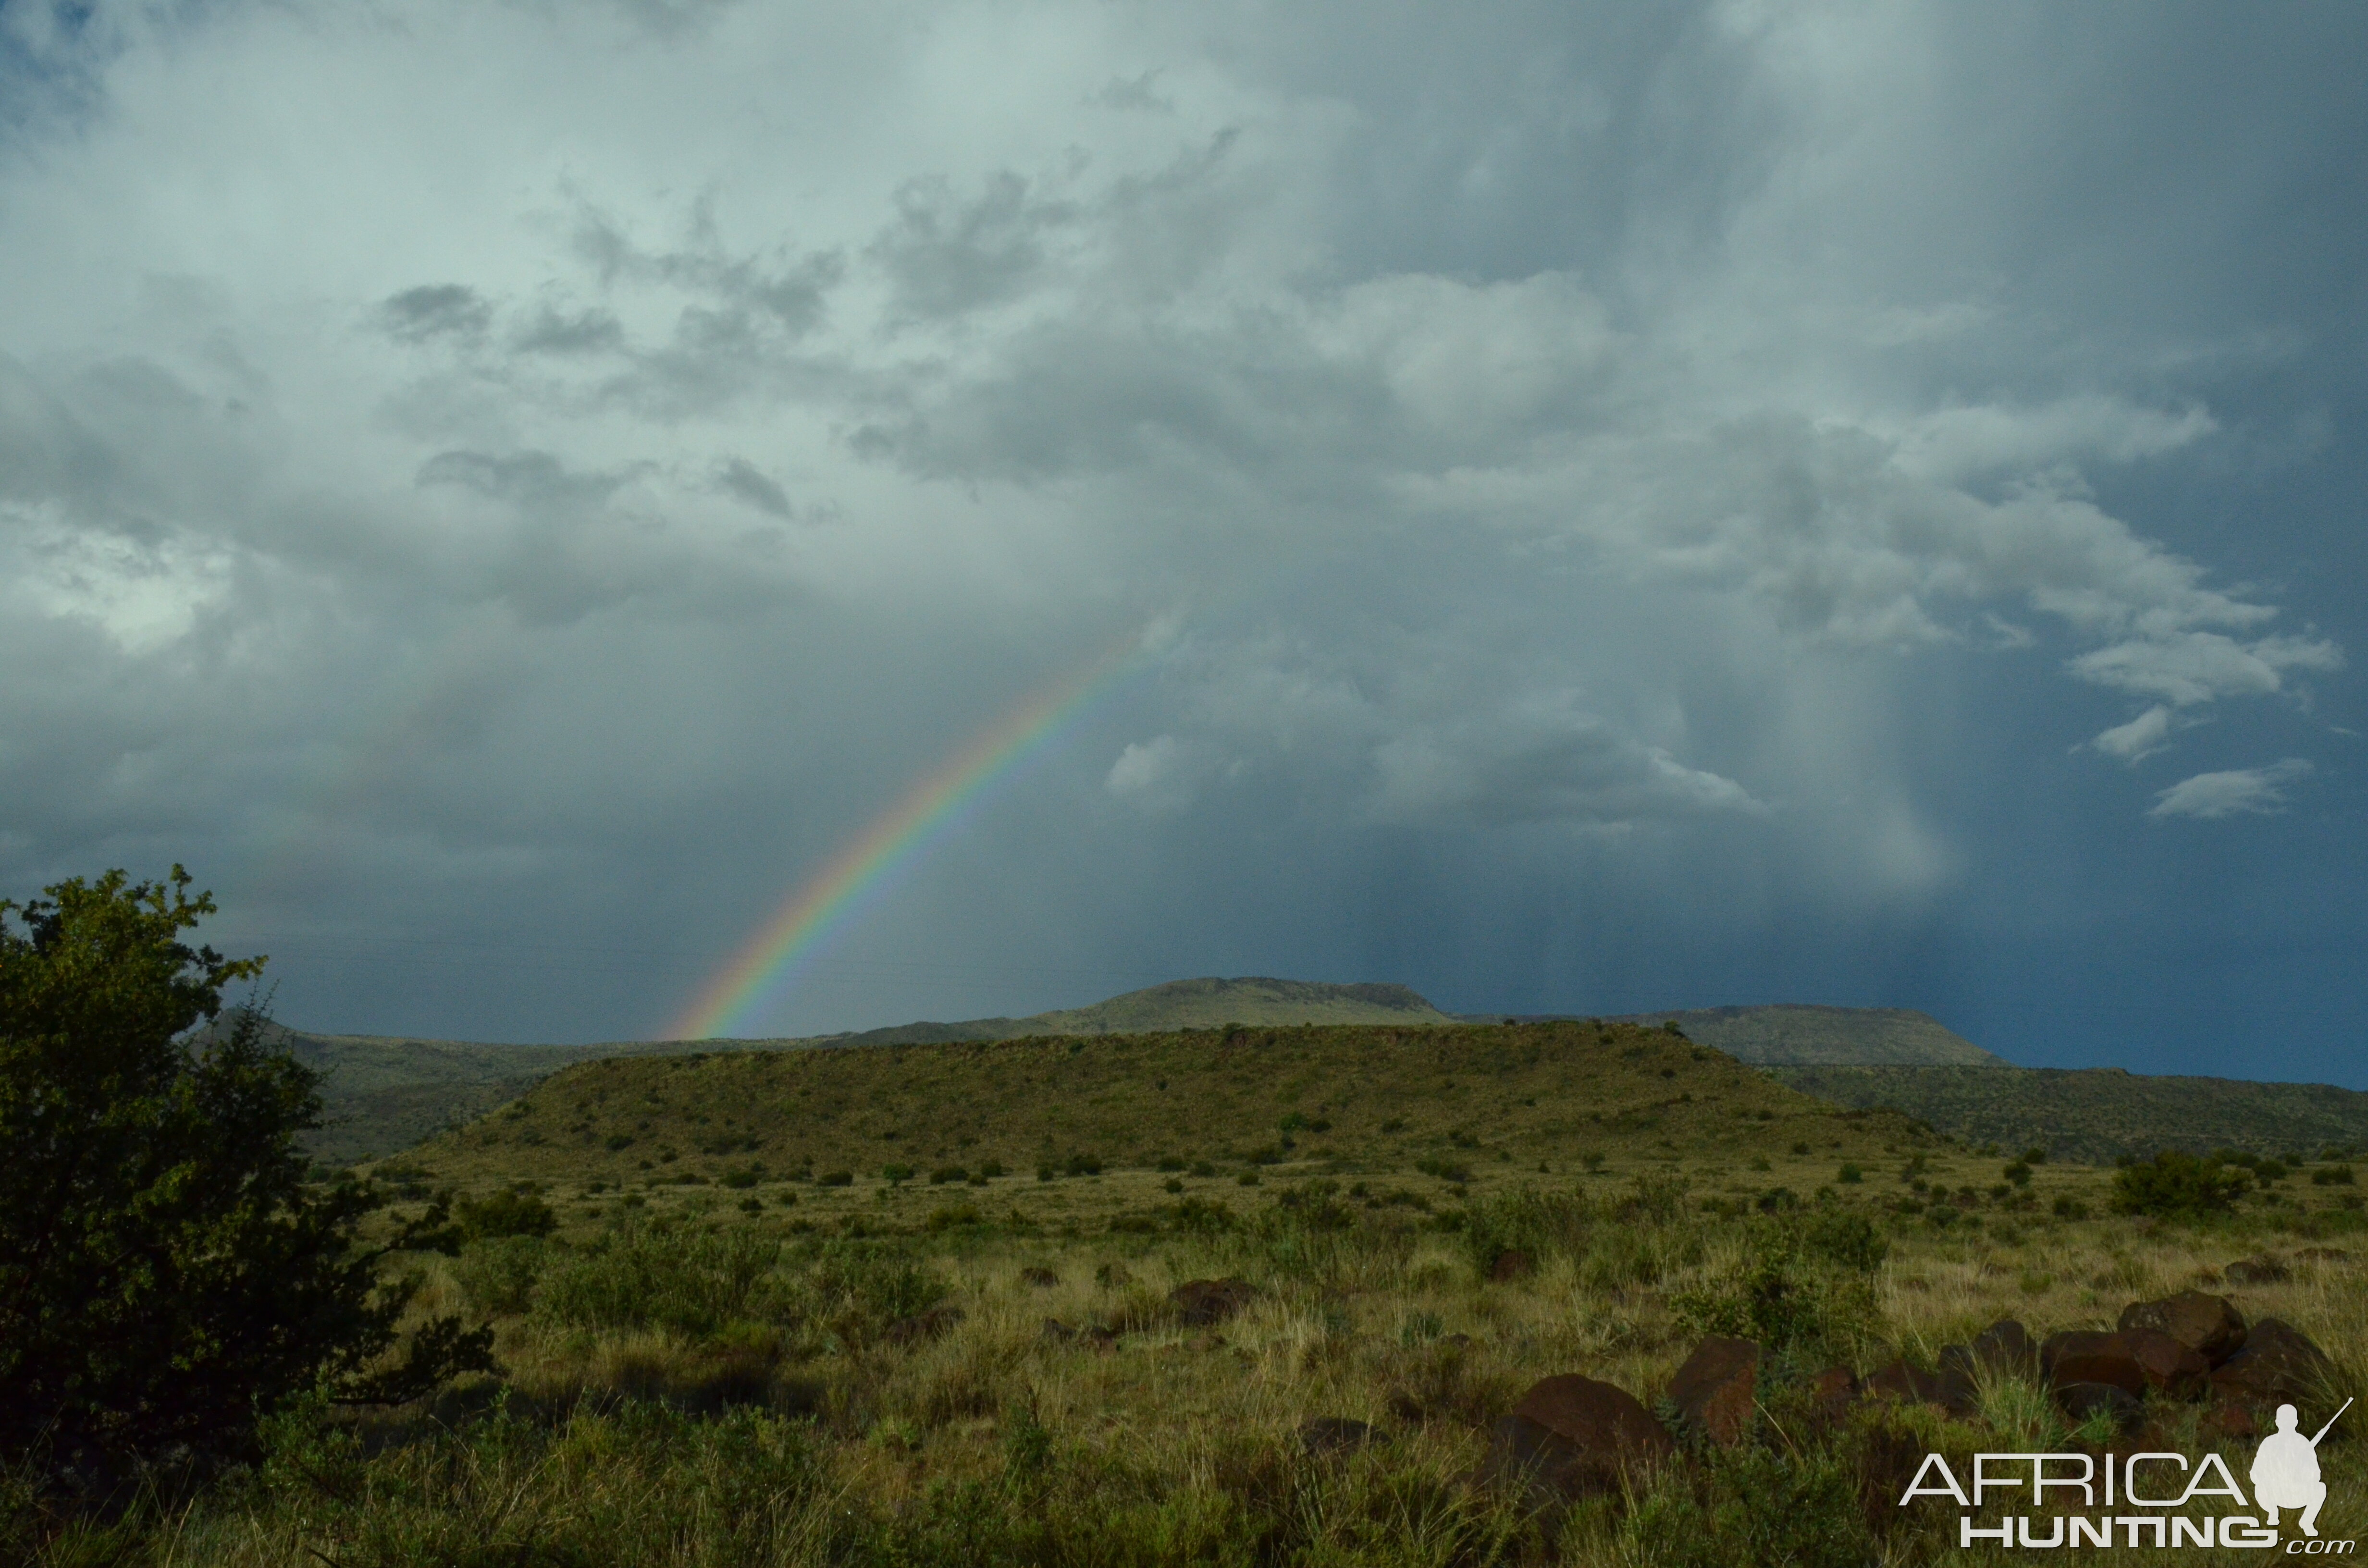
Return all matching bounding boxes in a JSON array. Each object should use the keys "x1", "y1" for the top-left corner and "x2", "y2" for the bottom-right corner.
[{"x1": 21, "y1": 1021, "x2": 2368, "y2": 1567}]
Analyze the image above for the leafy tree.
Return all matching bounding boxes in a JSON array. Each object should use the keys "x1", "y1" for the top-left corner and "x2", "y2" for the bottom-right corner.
[
  {"x1": 2109, "y1": 1149, "x2": 2251, "y2": 1217},
  {"x1": 0, "y1": 868, "x2": 492, "y2": 1483}
]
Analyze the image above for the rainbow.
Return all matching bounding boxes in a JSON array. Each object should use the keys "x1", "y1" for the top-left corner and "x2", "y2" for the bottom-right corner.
[{"x1": 666, "y1": 629, "x2": 1151, "y2": 1040}]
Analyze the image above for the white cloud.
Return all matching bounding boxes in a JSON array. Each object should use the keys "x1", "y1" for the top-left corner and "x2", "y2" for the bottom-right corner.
[
  {"x1": 2070, "y1": 631, "x2": 2342, "y2": 707},
  {"x1": 2089, "y1": 705, "x2": 2174, "y2": 764},
  {"x1": 2147, "y1": 759, "x2": 2315, "y2": 820},
  {"x1": 1104, "y1": 734, "x2": 1209, "y2": 815}
]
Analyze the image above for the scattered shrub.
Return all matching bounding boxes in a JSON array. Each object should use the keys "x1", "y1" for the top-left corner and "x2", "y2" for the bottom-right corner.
[
  {"x1": 1836, "y1": 1163, "x2": 1863, "y2": 1184},
  {"x1": 456, "y1": 1186, "x2": 558, "y2": 1241},
  {"x1": 1671, "y1": 1223, "x2": 1879, "y2": 1359},
  {"x1": 720, "y1": 1165, "x2": 764, "y2": 1189},
  {"x1": 881, "y1": 1164, "x2": 915, "y2": 1187},
  {"x1": 2110, "y1": 1151, "x2": 2251, "y2": 1217},
  {"x1": 536, "y1": 1222, "x2": 784, "y2": 1337},
  {"x1": 808, "y1": 1242, "x2": 944, "y2": 1329},
  {"x1": 2312, "y1": 1166, "x2": 2356, "y2": 1187},
  {"x1": 817, "y1": 1170, "x2": 853, "y2": 1188},
  {"x1": 928, "y1": 1166, "x2": 967, "y2": 1185},
  {"x1": 452, "y1": 1236, "x2": 548, "y2": 1317}
]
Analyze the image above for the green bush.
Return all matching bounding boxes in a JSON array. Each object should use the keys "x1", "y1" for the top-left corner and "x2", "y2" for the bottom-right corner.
[
  {"x1": 452, "y1": 1236, "x2": 548, "y2": 1317},
  {"x1": 808, "y1": 1242, "x2": 944, "y2": 1326},
  {"x1": 0, "y1": 868, "x2": 489, "y2": 1476},
  {"x1": 2312, "y1": 1166, "x2": 2356, "y2": 1186},
  {"x1": 456, "y1": 1186, "x2": 558, "y2": 1240},
  {"x1": 1836, "y1": 1163, "x2": 1863, "y2": 1184},
  {"x1": 2110, "y1": 1151, "x2": 2251, "y2": 1217},
  {"x1": 536, "y1": 1222, "x2": 783, "y2": 1336},
  {"x1": 720, "y1": 1164, "x2": 763, "y2": 1189},
  {"x1": 1460, "y1": 1186, "x2": 1594, "y2": 1278},
  {"x1": 928, "y1": 1166, "x2": 967, "y2": 1185},
  {"x1": 882, "y1": 1164, "x2": 915, "y2": 1187},
  {"x1": 817, "y1": 1170, "x2": 853, "y2": 1187},
  {"x1": 1671, "y1": 1223, "x2": 1879, "y2": 1358},
  {"x1": 1621, "y1": 1438, "x2": 1873, "y2": 1568}
]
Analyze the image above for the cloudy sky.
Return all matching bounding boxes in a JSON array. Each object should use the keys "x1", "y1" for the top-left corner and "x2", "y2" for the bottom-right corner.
[{"x1": 2, "y1": 1, "x2": 2360, "y2": 1083}]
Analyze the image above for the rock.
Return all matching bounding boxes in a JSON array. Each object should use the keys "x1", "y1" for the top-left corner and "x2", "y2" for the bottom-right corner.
[
  {"x1": 2200, "y1": 1397, "x2": 2259, "y2": 1442},
  {"x1": 2056, "y1": 1381, "x2": 2144, "y2": 1434},
  {"x1": 1020, "y1": 1266, "x2": 1059, "y2": 1288},
  {"x1": 2224, "y1": 1255, "x2": 2291, "y2": 1285},
  {"x1": 1300, "y1": 1417, "x2": 1378, "y2": 1458},
  {"x1": 2041, "y1": 1331, "x2": 2148, "y2": 1397},
  {"x1": 1170, "y1": 1277, "x2": 1258, "y2": 1327},
  {"x1": 2117, "y1": 1291, "x2": 2248, "y2": 1366},
  {"x1": 1489, "y1": 1249, "x2": 1535, "y2": 1282},
  {"x1": 1486, "y1": 1376, "x2": 1674, "y2": 1506},
  {"x1": 1968, "y1": 1318, "x2": 2038, "y2": 1379},
  {"x1": 882, "y1": 1302, "x2": 963, "y2": 1347},
  {"x1": 2295, "y1": 1247, "x2": 2353, "y2": 1263},
  {"x1": 1665, "y1": 1336, "x2": 1760, "y2": 1445},
  {"x1": 2209, "y1": 1316, "x2": 2334, "y2": 1413},
  {"x1": 2121, "y1": 1328, "x2": 2210, "y2": 1399},
  {"x1": 1079, "y1": 1325, "x2": 1121, "y2": 1354},
  {"x1": 1866, "y1": 1358, "x2": 1978, "y2": 1415},
  {"x1": 1040, "y1": 1317, "x2": 1076, "y2": 1344},
  {"x1": 1808, "y1": 1366, "x2": 1859, "y2": 1424}
]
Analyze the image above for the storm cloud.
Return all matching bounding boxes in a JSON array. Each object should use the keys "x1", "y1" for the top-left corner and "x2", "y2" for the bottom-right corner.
[{"x1": 0, "y1": 1, "x2": 2358, "y2": 1082}]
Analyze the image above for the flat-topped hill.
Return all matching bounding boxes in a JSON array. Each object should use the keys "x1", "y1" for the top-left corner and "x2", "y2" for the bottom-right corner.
[
  {"x1": 402, "y1": 1018, "x2": 1934, "y2": 1189},
  {"x1": 836, "y1": 976, "x2": 1455, "y2": 1045}
]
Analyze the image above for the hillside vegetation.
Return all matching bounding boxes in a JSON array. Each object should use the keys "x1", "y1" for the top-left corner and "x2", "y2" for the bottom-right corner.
[
  {"x1": 403, "y1": 1019, "x2": 1936, "y2": 1198},
  {"x1": 254, "y1": 1021, "x2": 711, "y2": 1164},
  {"x1": 1478, "y1": 1004, "x2": 2003, "y2": 1066},
  {"x1": 1768, "y1": 1063, "x2": 2368, "y2": 1163}
]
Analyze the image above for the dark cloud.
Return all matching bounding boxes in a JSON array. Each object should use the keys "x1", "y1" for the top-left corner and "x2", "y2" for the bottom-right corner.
[
  {"x1": 378, "y1": 284, "x2": 491, "y2": 343},
  {"x1": 514, "y1": 306, "x2": 625, "y2": 356},
  {"x1": 867, "y1": 172, "x2": 1079, "y2": 318},
  {"x1": 714, "y1": 456, "x2": 790, "y2": 518},
  {"x1": 0, "y1": 0, "x2": 2360, "y2": 1086}
]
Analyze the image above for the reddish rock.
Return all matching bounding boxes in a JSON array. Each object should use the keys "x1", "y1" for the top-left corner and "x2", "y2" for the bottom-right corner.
[
  {"x1": 1489, "y1": 1249, "x2": 1535, "y2": 1282},
  {"x1": 2121, "y1": 1327, "x2": 2210, "y2": 1399},
  {"x1": 1866, "y1": 1358, "x2": 1978, "y2": 1415},
  {"x1": 2200, "y1": 1397, "x2": 2259, "y2": 1442},
  {"x1": 2209, "y1": 1316, "x2": 2334, "y2": 1413},
  {"x1": 2118, "y1": 1291, "x2": 2248, "y2": 1366},
  {"x1": 1666, "y1": 1336, "x2": 1760, "y2": 1445},
  {"x1": 1487, "y1": 1376, "x2": 1674, "y2": 1505},
  {"x1": 1968, "y1": 1318, "x2": 2038, "y2": 1379},
  {"x1": 1511, "y1": 1374, "x2": 1676, "y2": 1458},
  {"x1": 2224, "y1": 1255, "x2": 2291, "y2": 1285},
  {"x1": 1808, "y1": 1366, "x2": 1859, "y2": 1424},
  {"x1": 883, "y1": 1302, "x2": 963, "y2": 1346},
  {"x1": 2041, "y1": 1331, "x2": 2149, "y2": 1397},
  {"x1": 1170, "y1": 1277, "x2": 1258, "y2": 1327}
]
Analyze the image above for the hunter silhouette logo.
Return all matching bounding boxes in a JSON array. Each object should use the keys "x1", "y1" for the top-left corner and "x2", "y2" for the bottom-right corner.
[{"x1": 2255, "y1": 1399, "x2": 2349, "y2": 1538}]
